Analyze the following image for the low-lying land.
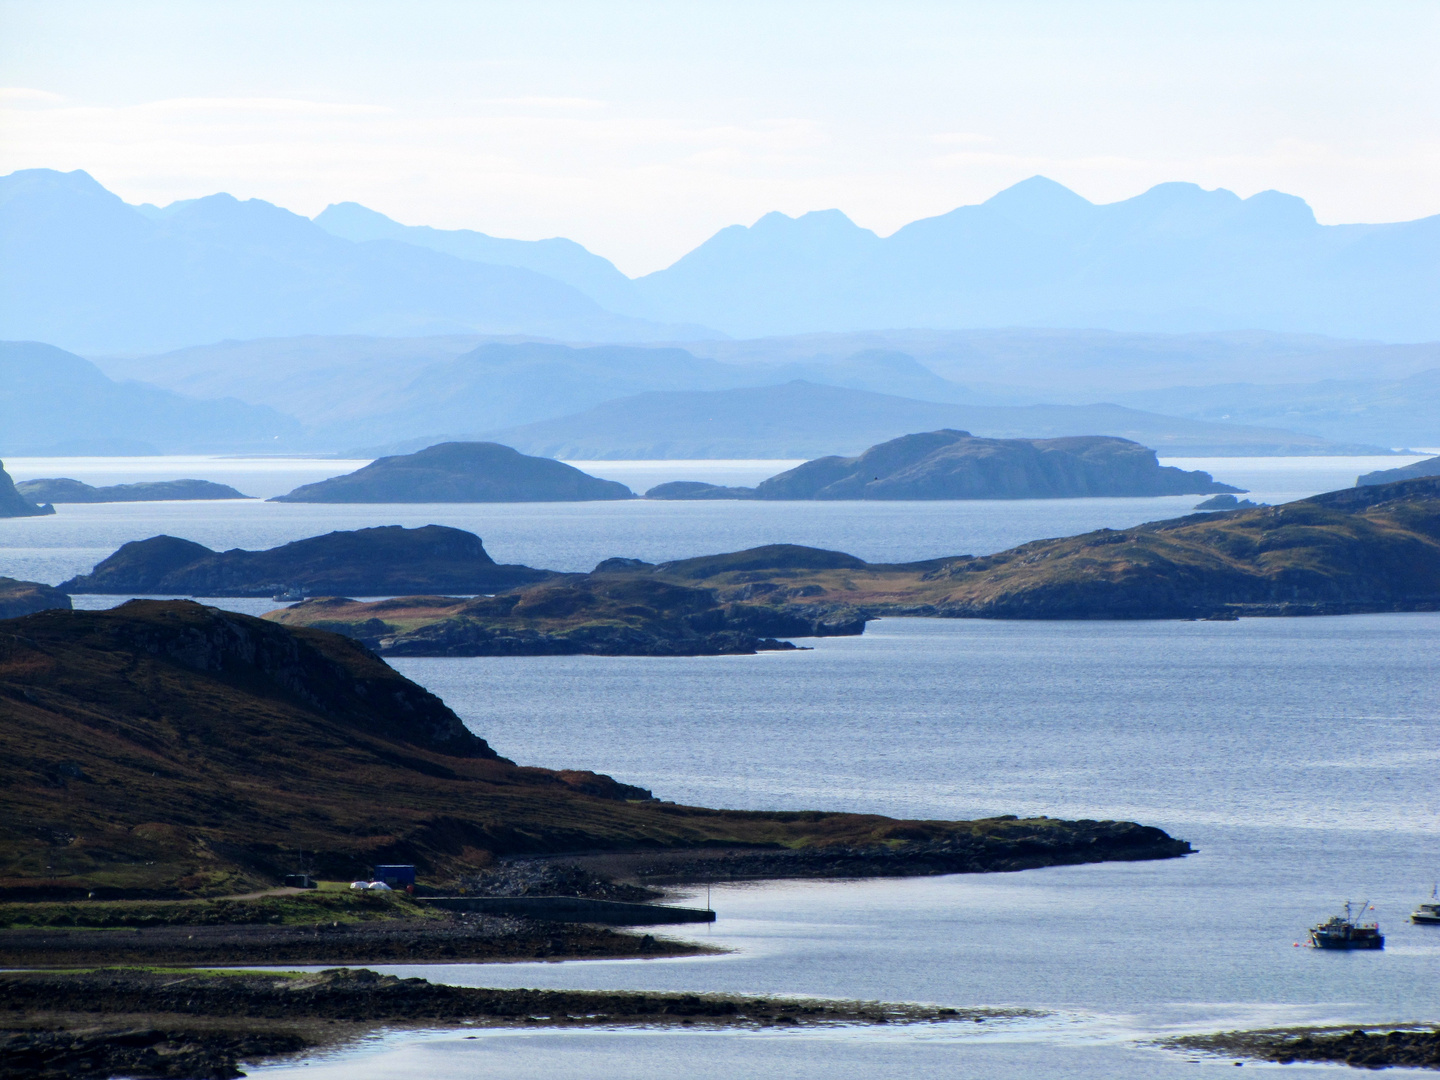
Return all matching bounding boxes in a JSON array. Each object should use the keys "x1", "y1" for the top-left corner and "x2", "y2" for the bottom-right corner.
[
  {"x1": 2, "y1": 967, "x2": 1019, "y2": 1079},
  {"x1": 0, "y1": 601, "x2": 1191, "y2": 903},
  {"x1": 1169, "y1": 1025, "x2": 1440, "y2": 1070},
  {"x1": 0, "y1": 576, "x2": 71, "y2": 619}
]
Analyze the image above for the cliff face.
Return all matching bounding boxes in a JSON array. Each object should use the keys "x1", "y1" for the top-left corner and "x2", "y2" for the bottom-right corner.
[
  {"x1": 271, "y1": 442, "x2": 634, "y2": 503},
  {"x1": 0, "y1": 461, "x2": 54, "y2": 518},
  {"x1": 753, "y1": 431, "x2": 1238, "y2": 499},
  {"x1": 59, "y1": 525, "x2": 553, "y2": 597}
]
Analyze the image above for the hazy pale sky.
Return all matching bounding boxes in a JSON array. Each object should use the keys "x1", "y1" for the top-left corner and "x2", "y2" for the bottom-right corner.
[{"x1": 3, "y1": 0, "x2": 1438, "y2": 274}]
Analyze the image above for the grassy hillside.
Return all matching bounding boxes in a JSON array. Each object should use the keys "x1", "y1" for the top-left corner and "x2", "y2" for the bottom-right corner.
[{"x1": 0, "y1": 601, "x2": 1183, "y2": 897}]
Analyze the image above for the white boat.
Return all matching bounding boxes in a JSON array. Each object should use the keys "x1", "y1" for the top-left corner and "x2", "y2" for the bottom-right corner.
[{"x1": 1413, "y1": 884, "x2": 1440, "y2": 925}]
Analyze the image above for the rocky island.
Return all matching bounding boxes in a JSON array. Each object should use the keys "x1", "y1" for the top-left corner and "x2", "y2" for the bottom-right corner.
[
  {"x1": 14, "y1": 477, "x2": 251, "y2": 502},
  {"x1": 271, "y1": 441, "x2": 633, "y2": 502},
  {"x1": 269, "y1": 573, "x2": 866, "y2": 656},
  {"x1": 0, "y1": 460, "x2": 54, "y2": 517},
  {"x1": 58, "y1": 524, "x2": 553, "y2": 597},
  {"x1": 645, "y1": 430, "x2": 1240, "y2": 500}
]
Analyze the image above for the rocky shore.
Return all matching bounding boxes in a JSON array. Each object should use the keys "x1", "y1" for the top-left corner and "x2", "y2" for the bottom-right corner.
[
  {"x1": 1, "y1": 967, "x2": 1024, "y2": 1078},
  {"x1": 528, "y1": 819, "x2": 1195, "y2": 885},
  {"x1": 0, "y1": 912, "x2": 710, "y2": 968},
  {"x1": 1169, "y1": 1026, "x2": 1440, "y2": 1070}
]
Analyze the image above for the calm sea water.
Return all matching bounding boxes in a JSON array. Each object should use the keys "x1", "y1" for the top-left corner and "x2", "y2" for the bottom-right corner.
[
  {"x1": 2, "y1": 455, "x2": 1434, "y2": 1077},
  {"x1": 253, "y1": 616, "x2": 1438, "y2": 1079}
]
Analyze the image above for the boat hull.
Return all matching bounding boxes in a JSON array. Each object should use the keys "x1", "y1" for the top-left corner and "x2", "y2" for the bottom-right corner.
[{"x1": 1310, "y1": 933, "x2": 1384, "y2": 950}]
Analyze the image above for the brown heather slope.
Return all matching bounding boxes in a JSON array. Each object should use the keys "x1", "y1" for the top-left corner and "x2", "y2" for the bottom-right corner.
[{"x1": 0, "y1": 601, "x2": 1187, "y2": 897}]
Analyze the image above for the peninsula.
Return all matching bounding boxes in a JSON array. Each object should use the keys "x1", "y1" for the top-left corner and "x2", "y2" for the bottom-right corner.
[
  {"x1": 271, "y1": 441, "x2": 633, "y2": 502},
  {"x1": 1358, "y1": 454, "x2": 1440, "y2": 486},
  {"x1": 0, "y1": 601, "x2": 1190, "y2": 901},
  {"x1": 14, "y1": 477, "x2": 251, "y2": 502},
  {"x1": 645, "y1": 430, "x2": 1239, "y2": 500},
  {"x1": 0, "y1": 460, "x2": 54, "y2": 518},
  {"x1": 58, "y1": 524, "x2": 553, "y2": 597}
]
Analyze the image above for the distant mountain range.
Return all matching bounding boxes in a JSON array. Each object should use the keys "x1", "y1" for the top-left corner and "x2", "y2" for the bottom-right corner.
[
  {"x1": 7, "y1": 168, "x2": 1440, "y2": 353},
  {"x1": 477, "y1": 381, "x2": 1381, "y2": 460},
  {"x1": 0, "y1": 169, "x2": 687, "y2": 355},
  {"x1": 0, "y1": 341, "x2": 299, "y2": 454},
  {"x1": 4, "y1": 166, "x2": 1439, "y2": 455}
]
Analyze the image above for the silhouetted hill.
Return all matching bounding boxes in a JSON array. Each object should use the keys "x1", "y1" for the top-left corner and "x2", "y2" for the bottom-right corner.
[
  {"x1": 59, "y1": 525, "x2": 553, "y2": 597},
  {"x1": 0, "y1": 341, "x2": 301, "y2": 454},
  {"x1": 1357, "y1": 455, "x2": 1440, "y2": 486},
  {"x1": 484, "y1": 381, "x2": 1380, "y2": 459},
  {"x1": 15, "y1": 478, "x2": 251, "y2": 503},
  {"x1": 314, "y1": 201, "x2": 641, "y2": 315},
  {"x1": 0, "y1": 170, "x2": 679, "y2": 353},
  {"x1": 651, "y1": 430, "x2": 1239, "y2": 499},
  {"x1": 271, "y1": 442, "x2": 634, "y2": 502},
  {"x1": 629, "y1": 176, "x2": 1440, "y2": 339},
  {"x1": 0, "y1": 460, "x2": 53, "y2": 518}
]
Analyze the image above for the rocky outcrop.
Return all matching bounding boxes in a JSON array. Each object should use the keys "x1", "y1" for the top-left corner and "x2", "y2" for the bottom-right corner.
[
  {"x1": 1194, "y1": 493, "x2": 1261, "y2": 510},
  {"x1": 59, "y1": 525, "x2": 554, "y2": 596},
  {"x1": 645, "y1": 481, "x2": 758, "y2": 500},
  {"x1": 0, "y1": 578, "x2": 72, "y2": 619},
  {"x1": 0, "y1": 461, "x2": 54, "y2": 518},
  {"x1": 15, "y1": 478, "x2": 251, "y2": 502},
  {"x1": 270, "y1": 576, "x2": 868, "y2": 657},
  {"x1": 751, "y1": 430, "x2": 1240, "y2": 499},
  {"x1": 1357, "y1": 454, "x2": 1440, "y2": 486},
  {"x1": 271, "y1": 442, "x2": 633, "y2": 502}
]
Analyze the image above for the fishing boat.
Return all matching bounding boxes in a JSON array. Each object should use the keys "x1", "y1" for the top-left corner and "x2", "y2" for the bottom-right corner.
[
  {"x1": 1309, "y1": 901, "x2": 1384, "y2": 949},
  {"x1": 1413, "y1": 885, "x2": 1440, "y2": 925}
]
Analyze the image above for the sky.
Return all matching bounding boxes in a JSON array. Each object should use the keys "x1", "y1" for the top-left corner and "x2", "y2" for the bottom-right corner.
[{"x1": 3, "y1": 0, "x2": 1438, "y2": 276}]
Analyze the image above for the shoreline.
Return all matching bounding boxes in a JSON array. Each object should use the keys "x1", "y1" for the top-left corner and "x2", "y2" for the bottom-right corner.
[{"x1": 0, "y1": 968, "x2": 1029, "y2": 1079}]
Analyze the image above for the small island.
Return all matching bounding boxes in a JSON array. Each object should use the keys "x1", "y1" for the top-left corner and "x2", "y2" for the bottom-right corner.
[
  {"x1": 58, "y1": 524, "x2": 553, "y2": 597},
  {"x1": 645, "y1": 430, "x2": 1241, "y2": 500},
  {"x1": 14, "y1": 477, "x2": 251, "y2": 502},
  {"x1": 271, "y1": 441, "x2": 634, "y2": 503}
]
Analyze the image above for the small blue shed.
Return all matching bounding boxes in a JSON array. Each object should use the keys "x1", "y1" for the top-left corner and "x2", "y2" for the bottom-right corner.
[{"x1": 373, "y1": 864, "x2": 416, "y2": 887}]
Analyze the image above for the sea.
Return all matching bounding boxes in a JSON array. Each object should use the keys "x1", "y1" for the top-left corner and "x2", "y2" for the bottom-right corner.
[{"x1": 1, "y1": 454, "x2": 1436, "y2": 1078}]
